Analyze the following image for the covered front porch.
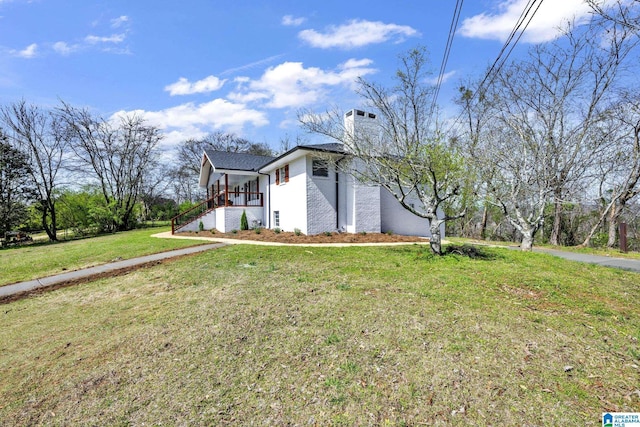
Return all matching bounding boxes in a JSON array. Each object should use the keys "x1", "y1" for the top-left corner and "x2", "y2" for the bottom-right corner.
[
  {"x1": 206, "y1": 172, "x2": 264, "y2": 210},
  {"x1": 172, "y1": 171, "x2": 266, "y2": 233}
]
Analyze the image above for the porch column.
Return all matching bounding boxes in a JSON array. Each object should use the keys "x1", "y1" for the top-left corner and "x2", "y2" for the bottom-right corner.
[{"x1": 225, "y1": 174, "x2": 229, "y2": 207}]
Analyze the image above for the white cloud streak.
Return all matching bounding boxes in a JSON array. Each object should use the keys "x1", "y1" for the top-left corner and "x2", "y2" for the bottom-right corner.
[
  {"x1": 459, "y1": 0, "x2": 592, "y2": 43},
  {"x1": 85, "y1": 33, "x2": 126, "y2": 44},
  {"x1": 220, "y1": 54, "x2": 285, "y2": 76},
  {"x1": 12, "y1": 43, "x2": 37, "y2": 58},
  {"x1": 282, "y1": 15, "x2": 306, "y2": 26},
  {"x1": 111, "y1": 15, "x2": 129, "y2": 28},
  {"x1": 165, "y1": 76, "x2": 227, "y2": 96},
  {"x1": 299, "y1": 19, "x2": 419, "y2": 49},
  {"x1": 426, "y1": 70, "x2": 457, "y2": 85},
  {"x1": 52, "y1": 41, "x2": 78, "y2": 55},
  {"x1": 229, "y1": 58, "x2": 377, "y2": 108}
]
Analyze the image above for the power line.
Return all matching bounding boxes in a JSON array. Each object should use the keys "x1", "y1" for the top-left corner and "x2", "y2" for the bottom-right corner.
[
  {"x1": 476, "y1": 0, "x2": 543, "y2": 97},
  {"x1": 444, "y1": 0, "x2": 545, "y2": 135},
  {"x1": 428, "y1": 0, "x2": 465, "y2": 126}
]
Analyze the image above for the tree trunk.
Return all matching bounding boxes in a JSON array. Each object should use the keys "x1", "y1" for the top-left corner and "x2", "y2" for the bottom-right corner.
[
  {"x1": 607, "y1": 204, "x2": 619, "y2": 248},
  {"x1": 521, "y1": 231, "x2": 534, "y2": 251},
  {"x1": 41, "y1": 203, "x2": 57, "y2": 242},
  {"x1": 480, "y1": 204, "x2": 488, "y2": 239},
  {"x1": 549, "y1": 199, "x2": 562, "y2": 246},
  {"x1": 578, "y1": 196, "x2": 617, "y2": 247},
  {"x1": 429, "y1": 219, "x2": 444, "y2": 255}
]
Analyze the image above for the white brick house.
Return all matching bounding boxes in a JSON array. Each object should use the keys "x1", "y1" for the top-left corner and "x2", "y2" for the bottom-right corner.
[{"x1": 173, "y1": 110, "x2": 442, "y2": 238}]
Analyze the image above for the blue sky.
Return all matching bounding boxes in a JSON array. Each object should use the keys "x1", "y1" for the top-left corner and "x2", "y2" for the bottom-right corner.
[{"x1": 0, "y1": 0, "x2": 598, "y2": 152}]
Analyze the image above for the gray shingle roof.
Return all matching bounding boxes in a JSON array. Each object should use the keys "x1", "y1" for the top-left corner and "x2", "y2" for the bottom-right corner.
[
  {"x1": 296, "y1": 143, "x2": 346, "y2": 154},
  {"x1": 203, "y1": 149, "x2": 276, "y2": 172},
  {"x1": 204, "y1": 143, "x2": 346, "y2": 172}
]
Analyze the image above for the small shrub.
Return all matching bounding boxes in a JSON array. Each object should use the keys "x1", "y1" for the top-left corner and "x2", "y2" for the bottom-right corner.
[
  {"x1": 360, "y1": 231, "x2": 367, "y2": 235},
  {"x1": 209, "y1": 229, "x2": 216, "y2": 234},
  {"x1": 324, "y1": 231, "x2": 332, "y2": 236},
  {"x1": 254, "y1": 227, "x2": 262, "y2": 234},
  {"x1": 240, "y1": 210, "x2": 249, "y2": 231},
  {"x1": 198, "y1": 221, "x2": 204, "y2": 232},
  {"x1": 273, "y1": 227, "x2": 281, "y2": 234},
  {"x1": 294, "y1": 228, "x2": 302, "y2": 236},
  {"x1": 386, "y1": 230, "x2": 393, "y2": 236},
  {"x1": 231, "y1": 229, "x2": 238, "y2": 234}
]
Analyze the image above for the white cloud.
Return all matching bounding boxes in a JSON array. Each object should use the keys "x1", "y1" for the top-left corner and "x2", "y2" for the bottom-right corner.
[
  {"x1": 52, "y1": 41, "x2": 78, "y2": 55},
  {"x1": 12, "y1": 43, "x2": 37, "y2": 58},
  {"x1": 426, "y1": 70, "x2": 457, "y2": 85},
  {"x1": 111, "y1": 15, "x2": 130, "y2": 28},
  {"x1": 299, "y1": 19, "x2": 419, "y2": 49},
  {"x1": 459, "y1": 0, "x2": 592, "y2": 43},
  {"x1": 220, "y1": 54, "x2": 285, "y2": 76},
  {"x1": 229, "y1": 58, "x2": 377, "y2": 109},
  {"x1": 282, "y1": 15, "x2": 306, "y2": 26},
  {"x1": 113, "y1": 99, "x2": 269, "y2": 137},
  {"x1": 165, "y1": 76, "x2": 227, "y2": 96},
  {"x1": 85, "y1": 33, "x2": 126, "y2": 44}
]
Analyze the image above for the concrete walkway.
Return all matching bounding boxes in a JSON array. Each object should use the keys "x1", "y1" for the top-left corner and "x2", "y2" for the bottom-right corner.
[
  {"x1": 0, "y1": 243, "x2": 226, "y2": 299},
  {"x1": 532, "y1": 247, "x2": 640, "y2": 273}
]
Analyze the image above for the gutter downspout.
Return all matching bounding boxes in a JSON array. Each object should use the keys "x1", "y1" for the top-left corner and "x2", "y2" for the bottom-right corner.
[{"x1": 258, "y1": 171, "x2": 271, "y2": 228}]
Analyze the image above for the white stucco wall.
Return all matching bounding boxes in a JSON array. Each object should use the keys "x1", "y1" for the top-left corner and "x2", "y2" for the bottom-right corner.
[
  {"x1": 213, "y1": 207, "x2": 263, "y2": 232},
  {"x1": 353, "y1": 181, "x2": 381, "y2": 233},
  {"x1": 306, "y1": 157, "x2": 338, "y2": 235},
  {"x1": 379, "y1": 189, "x2": 444, "y2": 238},
  {"x1": 343, "y1": 173, "x2": 381, "y2": 234},
  {"x1": 268, "y1": 156, "x2": 308, "y2": 233},
  {"x1": 177, "y1": 210, "x2": 216, "y2": 232}
]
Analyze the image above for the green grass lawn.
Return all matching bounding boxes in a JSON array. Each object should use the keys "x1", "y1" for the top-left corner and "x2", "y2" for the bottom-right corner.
[
  {"x1": 0, "y1": 227, "x2": 205, "y2": 286},
  {"x1": 0, "y1": 244, "x2": 638, "y2": 425}
]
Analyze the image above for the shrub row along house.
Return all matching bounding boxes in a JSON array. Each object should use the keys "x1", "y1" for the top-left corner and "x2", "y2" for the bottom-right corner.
[{"x1": 172, "y1": 110, "x2": 443, "y2": 238}]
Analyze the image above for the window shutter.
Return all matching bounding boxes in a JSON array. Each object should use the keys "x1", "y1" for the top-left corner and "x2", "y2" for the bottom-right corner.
[
  {"x1": 276, "y1": 169, "x2": 280, "y2": 185},
  {"x1": 284, "y1": 164, "x2": 289, "y2": 183}
]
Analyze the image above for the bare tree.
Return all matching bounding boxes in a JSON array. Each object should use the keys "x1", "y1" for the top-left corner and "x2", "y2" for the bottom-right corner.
[
  {"x1": 580, "y1": 93, "x2": 640, "y2": 247},
  {"x1": 58, "y1": 103, "x2": 163, "y2": 231},
  {"x1": 0, "y1": 130, "x2": 35, "y2": 234},
  {"x1": 453, "y1": 83, "x2": 497, "y2": 239},
  {"x1": 474, "y1": 13, "x2": 638, "y2": 250},
  {"x1": 171, "y1": 132, "x2": 273, "y2": 203},
  {"x1": 588, "y1": 0, "x2": 640, "y2": 32},
  {"x1": 1, "y1": 100, "x2": 67, "y2": 241},
  {"x1": 300, "y1": 47, "x2": 465, "y2": 255}
]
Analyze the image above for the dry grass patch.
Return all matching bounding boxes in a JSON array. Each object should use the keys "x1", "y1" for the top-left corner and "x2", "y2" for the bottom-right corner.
[{"x1": 0, "y1": 245, "x2": 638, "y2": 425}]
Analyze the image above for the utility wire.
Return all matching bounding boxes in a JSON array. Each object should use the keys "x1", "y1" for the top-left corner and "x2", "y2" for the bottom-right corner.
[
  {"x1": 475, "y1": 0, "x2": 543, "y2": 97},
  {"x1": 428, "y1": 0, "x2": 465, "y2": 126},
  {"x1": 444, "y1": 0, "x2": 545, "y2": 135}
]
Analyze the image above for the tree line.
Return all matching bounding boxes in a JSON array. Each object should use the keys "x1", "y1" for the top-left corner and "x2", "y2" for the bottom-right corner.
[{"x1": 0, "y1": 100, "x2": 271, "y2": 240}]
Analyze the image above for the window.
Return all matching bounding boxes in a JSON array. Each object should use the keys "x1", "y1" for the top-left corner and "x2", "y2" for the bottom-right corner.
[
  {"x1": 274, "y1": 211, "x2": 280, "y2": 227},
  {"x1": 275, "y1": 164, "x2": 289, "y2": 185},
  {"x1": 312, "y1": 159, "x2": 329, "y2": 177}
]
